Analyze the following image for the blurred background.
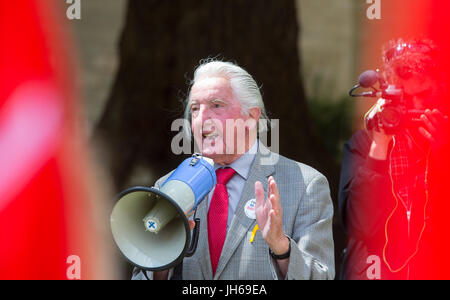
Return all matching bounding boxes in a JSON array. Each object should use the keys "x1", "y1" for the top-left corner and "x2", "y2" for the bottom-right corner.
[{"x1": 2, "y1": 0, "x2": 448, "y2": 279}]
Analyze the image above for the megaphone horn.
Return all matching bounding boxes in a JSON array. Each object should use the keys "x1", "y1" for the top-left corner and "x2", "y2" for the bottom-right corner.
[{"x1": 110, "y1": 154, "x2": 216, "y2": 271}]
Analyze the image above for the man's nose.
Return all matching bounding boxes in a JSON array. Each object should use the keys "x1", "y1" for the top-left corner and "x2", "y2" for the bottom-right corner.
[{"x1": 197, "y1": 105, "x2": 212, "y2": 123}]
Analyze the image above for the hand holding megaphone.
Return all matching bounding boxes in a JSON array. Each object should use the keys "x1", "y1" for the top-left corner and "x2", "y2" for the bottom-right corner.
[{"x1": 110, "y1": 154, "x2": 216, "y2": 271}]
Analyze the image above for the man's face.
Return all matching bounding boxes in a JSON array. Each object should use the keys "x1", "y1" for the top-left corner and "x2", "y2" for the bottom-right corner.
[
  {"x1": 189, "y1": 77, "x2": 257, "y2": 164},
  {"x1": 399, "y1": 75, "x2": 437, "y2": 110}
]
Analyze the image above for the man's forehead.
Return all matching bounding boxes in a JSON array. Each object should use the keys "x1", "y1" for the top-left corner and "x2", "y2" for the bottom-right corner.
[{"x1": 190, "y1": 77, "x2": 233, "y2": 101}]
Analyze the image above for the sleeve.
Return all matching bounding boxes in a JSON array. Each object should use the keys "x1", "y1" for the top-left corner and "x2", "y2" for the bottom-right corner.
[
  {"x1": 131, "y1": 268, "x2": 152, "y2": 280},
  {"x1": 271, "y1": 173, "x2": 335, "y2": 280},
  {"x1": 131, "y1": 267, "x2": 174, "y2": 280},
  {"x1": 338, "y1": 131, "x2": 392, "y2": 241}
]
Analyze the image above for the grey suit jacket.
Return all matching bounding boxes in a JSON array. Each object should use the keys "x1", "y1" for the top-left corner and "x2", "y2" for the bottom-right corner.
[{"x1": 132, "y1": 143, "x2": 335, "y2": 280}]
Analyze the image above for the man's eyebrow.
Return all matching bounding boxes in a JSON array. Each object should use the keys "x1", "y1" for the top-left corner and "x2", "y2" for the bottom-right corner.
[
  {"x1": 210, "y1": 98, "x2": 227, "y2": 104},
  {"x1": 190, "y1": 98, "x2": 227, "y2": 106}
]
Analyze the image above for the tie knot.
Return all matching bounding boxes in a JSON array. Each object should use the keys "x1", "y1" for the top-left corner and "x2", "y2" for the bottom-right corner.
[{"x1": 215, "y1": 167, "x2": 236, "y2": 184}]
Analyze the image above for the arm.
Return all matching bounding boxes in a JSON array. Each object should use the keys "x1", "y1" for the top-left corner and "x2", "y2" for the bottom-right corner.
[
  {"x1": 256, "y1": 173, "x2": 335, "y2": 280},
  {"x1": 255, "y1": 177, "x2": 290, "y2": 278},
  {"x1": 286, "y1": 173, "x2": 335, "y2": 280}
]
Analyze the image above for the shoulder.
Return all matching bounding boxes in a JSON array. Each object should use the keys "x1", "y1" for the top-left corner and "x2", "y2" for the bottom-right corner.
[
  {"x1": 265, "y1": 151, "x2": 330, "y2": 192},
  {"x1": 256, "y1": 142, "x2": 328, "y2": 186},
  {"x1": 344, "y1": 129, "x2": 372, "y2": 155},
  {"x1": 269, "y1": 154, "x2": 332, "y2": 219}
]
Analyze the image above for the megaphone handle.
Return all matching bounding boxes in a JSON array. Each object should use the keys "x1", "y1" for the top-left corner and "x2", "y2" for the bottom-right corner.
[
  {"x1": 141, "y1": 269, "x2": 151, "y2": 280},
  {"x1": 185, "y1": 218, "x2": 201, "y2": 257}
]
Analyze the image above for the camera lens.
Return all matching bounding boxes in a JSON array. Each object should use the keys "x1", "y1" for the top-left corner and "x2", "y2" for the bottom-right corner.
[{"x1": 380, "y1": 106, "x2": 402, "y2": 128}]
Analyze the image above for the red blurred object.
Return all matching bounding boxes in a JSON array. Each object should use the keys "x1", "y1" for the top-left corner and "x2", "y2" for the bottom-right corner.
[
  {"x1": 0, "y1": 0, "x2": 109, "y2": 279},
  {"x1": 426, "y1": 0, "x2": 450, "y2": 280},
  {"x1": 356, "y1": 0, "x2": 450, "y2": 279}
]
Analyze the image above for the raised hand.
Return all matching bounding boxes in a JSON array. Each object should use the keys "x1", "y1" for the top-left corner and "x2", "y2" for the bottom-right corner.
[
  {"x1": 254, "y1": 176, "x2": 289, "y2": 255},
  {"x1": 419, "y1": 109, "x2": 449, "y2": 152}
]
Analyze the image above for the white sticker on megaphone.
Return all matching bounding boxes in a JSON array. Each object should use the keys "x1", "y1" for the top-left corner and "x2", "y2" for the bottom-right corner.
[{"x1": 145, "y1": 219, "x2": 159, "y2": 232}]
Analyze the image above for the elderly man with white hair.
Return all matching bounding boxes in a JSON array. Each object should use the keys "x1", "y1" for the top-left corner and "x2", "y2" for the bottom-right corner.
[{"x1": 133, "y1": 60, "x2": 335, "y2": 280}]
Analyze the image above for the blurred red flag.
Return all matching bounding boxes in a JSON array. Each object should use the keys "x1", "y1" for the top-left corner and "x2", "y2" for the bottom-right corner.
[{"x1": 0, "y1": 0, "x2": 113, "y2": 279}]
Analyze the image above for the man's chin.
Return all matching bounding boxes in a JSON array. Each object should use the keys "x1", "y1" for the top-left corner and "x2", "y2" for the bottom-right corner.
[
  {"x1": 201, "y1": 147, "x2": 236, "y2": 164},
  {"x1": 200, "y1": 148, "x2": 221, "y2": 159}
]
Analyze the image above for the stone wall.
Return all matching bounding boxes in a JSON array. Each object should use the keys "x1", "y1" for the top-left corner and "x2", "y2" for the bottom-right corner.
[{"x1": 297, "y1": 0, "x2": 361, "y2": 101}]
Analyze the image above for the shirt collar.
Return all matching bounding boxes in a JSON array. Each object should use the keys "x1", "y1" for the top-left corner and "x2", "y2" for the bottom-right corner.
[{"x1": 214, "y1": 141, "x2": 258, "y2": 180}]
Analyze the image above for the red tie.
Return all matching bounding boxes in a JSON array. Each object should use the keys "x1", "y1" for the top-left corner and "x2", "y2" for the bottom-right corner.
[{"x1": 208, "y1": 167, "x2": 236, "y2": 275}]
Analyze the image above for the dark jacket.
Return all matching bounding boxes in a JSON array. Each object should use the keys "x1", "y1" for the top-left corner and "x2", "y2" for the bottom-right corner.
[{"x1": 338, "y1": 130, "x2": 437, "y2": 280}]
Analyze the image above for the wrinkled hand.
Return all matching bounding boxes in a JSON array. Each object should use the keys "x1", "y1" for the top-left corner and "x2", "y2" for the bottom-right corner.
[
  {"x1": 418, "y1": 109, "x2": 449, "y2": 152},
  {"x1": 255, "y1": 176, "x2": 289, "y2": 255}
]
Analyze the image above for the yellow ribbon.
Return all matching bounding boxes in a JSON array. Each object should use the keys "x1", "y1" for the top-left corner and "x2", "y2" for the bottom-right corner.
[{"x1": 250, "y1": 224, "x2": 259, "y2": 243}]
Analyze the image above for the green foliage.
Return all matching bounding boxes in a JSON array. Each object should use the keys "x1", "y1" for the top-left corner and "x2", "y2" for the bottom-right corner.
[{"x1": 307, "y1": 96, "x2": 354, "y2": 165}]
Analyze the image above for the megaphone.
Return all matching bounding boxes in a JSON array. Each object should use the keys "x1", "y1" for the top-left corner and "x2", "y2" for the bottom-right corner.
[{"x1": 110, "y1": 154, "x2": 216, "y2": 271}]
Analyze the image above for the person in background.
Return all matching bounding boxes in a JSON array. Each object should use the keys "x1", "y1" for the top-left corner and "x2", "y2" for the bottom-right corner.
[{"x1": 339, "y1": 38, "x2": 450, "y2": 279}]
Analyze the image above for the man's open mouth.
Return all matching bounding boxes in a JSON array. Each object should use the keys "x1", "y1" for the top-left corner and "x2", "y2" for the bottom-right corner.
[{"x1": 202, "y1": 131, "x2": 219, "y2": 139}]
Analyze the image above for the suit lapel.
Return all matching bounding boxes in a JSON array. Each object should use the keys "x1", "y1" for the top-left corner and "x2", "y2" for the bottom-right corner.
[
  {"x1": 195, "y1": 197, "x2": 213, "y2": 279},
  {"x1": 213, "y1": 144, "x2": 275, "y2": 279}
]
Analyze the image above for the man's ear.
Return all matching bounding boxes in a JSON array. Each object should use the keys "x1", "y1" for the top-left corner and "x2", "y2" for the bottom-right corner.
[
  {"x1": 248, "y1": 107, "x2": 261, "y2": 125},
  {"x1": 245, "y1": 107, "x2": 261, "y2": 132}
]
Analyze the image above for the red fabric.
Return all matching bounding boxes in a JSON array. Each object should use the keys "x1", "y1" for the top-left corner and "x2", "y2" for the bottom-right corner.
[
  {"x1": 0, "y1": 0, "x2": 106, "y2": 279},
  {"x1": 207, "y1": 167, "x2": 236, "y2": 275}
]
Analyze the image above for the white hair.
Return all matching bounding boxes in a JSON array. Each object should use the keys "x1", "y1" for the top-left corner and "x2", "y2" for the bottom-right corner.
[{"x1": 183, "y1": 59, "x2": 269, "y2": 140}]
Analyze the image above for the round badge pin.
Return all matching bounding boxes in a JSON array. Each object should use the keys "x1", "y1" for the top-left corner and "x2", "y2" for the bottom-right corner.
[{"x1": 244, "y1": 199, "x2": 257, "y2": 219}]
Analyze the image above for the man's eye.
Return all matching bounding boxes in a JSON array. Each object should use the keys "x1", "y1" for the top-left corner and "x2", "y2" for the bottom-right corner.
[
  {"x1": 212, "y1": 102, "x2": 223, "y2": 108},
  {"x1": 191, "y1": 106, "x2": 199, "y2": 112}
]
